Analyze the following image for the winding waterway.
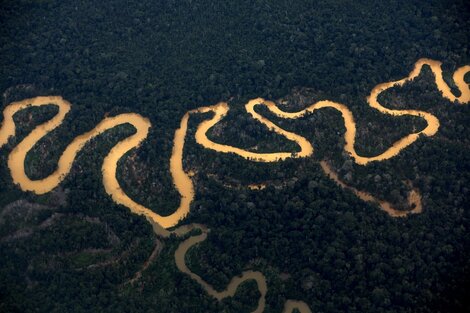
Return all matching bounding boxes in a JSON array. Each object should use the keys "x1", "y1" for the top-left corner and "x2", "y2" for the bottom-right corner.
[
  {"x1": 1, "y1": 59, "x2": 468, "y2": 312},
  {"x1": 320, "y1": 161, "x2": 422, "y2": 217}
]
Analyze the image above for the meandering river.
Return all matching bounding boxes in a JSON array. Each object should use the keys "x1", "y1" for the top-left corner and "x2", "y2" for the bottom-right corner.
[{"x1": 1, "y1": 59, "x2": 468, "y2": 312}]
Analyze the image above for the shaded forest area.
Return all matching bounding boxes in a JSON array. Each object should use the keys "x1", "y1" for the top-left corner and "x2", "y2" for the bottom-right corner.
[{"x1": 1, "y1": 0, "x2": 470, "y2": 312}]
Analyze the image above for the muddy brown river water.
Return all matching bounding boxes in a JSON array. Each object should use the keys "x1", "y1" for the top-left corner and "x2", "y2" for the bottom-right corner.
[{"x1": 1, "y1": 59, "x2": 468, "y2": 312}]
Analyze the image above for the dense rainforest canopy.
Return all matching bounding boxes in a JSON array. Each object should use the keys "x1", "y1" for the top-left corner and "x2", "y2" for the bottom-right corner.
[{"x1": 0, "y1": 0, "x2": 469, "y2": 312}]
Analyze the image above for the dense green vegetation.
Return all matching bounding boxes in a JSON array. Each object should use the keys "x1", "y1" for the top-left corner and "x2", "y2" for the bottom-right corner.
[{"x1": 1, "y1": 0, "x2": 469, "y2": 312}]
